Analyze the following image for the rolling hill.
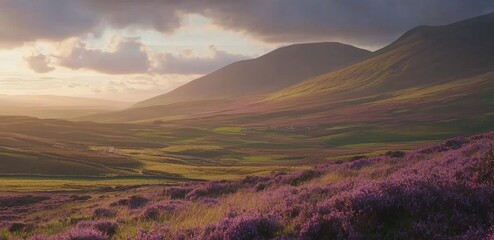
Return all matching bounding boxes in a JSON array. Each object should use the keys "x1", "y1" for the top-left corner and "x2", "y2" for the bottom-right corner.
[{"x1": 134, "y1": 42, "x2": 371, "y2": 108}]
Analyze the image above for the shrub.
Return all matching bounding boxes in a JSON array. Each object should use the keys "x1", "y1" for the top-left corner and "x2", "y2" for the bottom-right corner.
[
  {"x1": 76, "y1": 220, "x2": 119, "y2": 237},
  {"x1": 93, "y1": 208, "x2": 116, "y2": 218},
  {"x1": 113, "y1": 196, "x2": 149, "y2": 209},
  {"x1": 8, "y1": 222, "x2": 32, "y2": 233},
  {"x1": 142, "y1": 201, "x2": 184, "y2": 220},
  {"x1": 164, "y1": 186, "x2": 194, "y2": 199},
  {"x1": 0, "y1": 195, "x2": 49, "y2": 208},
  {"x1": 69, "y1": 195, "x2": 91, "y2": 201},
  {"x1": 185, "y1": 181, "x2": 242, "y2": 200},
  {"x1": 200, "y1": 214, "x2": 282, "y2": 240},
  {"x1": 385, "y1": 150, "x2": 406, "y2": 158},
  {"x1": 280, "y1": 170, "x2": 322, "y2": 186},
  {"x1": 56, "y1": 227, "x2": 109, "y2": 240}
]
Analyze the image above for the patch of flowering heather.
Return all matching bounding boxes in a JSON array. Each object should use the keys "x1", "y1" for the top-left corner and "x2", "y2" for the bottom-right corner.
[
  {"x1": 298, "y1": 180, "x2": 494, "y2": 239},
  {"x1": 8, "y1": 222, "x2": 32, "y2": 233},
  {"x1": 69, "y1": 195, "x2": 91, "y2": 201},
  {"x1": 278, "y1": 170, "x2": 322, "y2": 186},
  {"x1": 0, "y1": 195, "x2": 50, "y2": 208},
  {"x1": 31, "y1": 227, "x2": 109, "y2": 240},
  {"x1": 75, "y1": 220, "x2": 119, "y2": 237},
  {"x1": 195, "y1": 213, "x2": 282, "y2": 240},
  {"x1": 0, "y1": 213, "x2": 15, "y2": 221},
  {"x1": 112, "y1": 195, "x2": 149, "y2": 209},
  {"x1": 472, "y1": 142, "x2": 494, "y2": 185},
  {"x1": 56, "y1": 227, "x2": 108, "y2": 240},
  {"x1": 136, "y1": 230, "x2": 161, "y2": 240},
  {"x1": 93, "y1": 208, "x2": 117, "y2": 219},
  {"x1": 417, "y1": 137, "x2": 469, "y2": 154},
  {"x1": 198, "y1": 197, "x2": 219, "y2": 206},
  {"x1": 1, "y1": 194, "x2": 71, "y2": 229},
  {"x1": 185, "y1": 180, "x2": 244, "y2": 200},
  {"x1": 164, "y1": 186, "x2": 195, "y2": 199},
  {"x1": 136, "y1": 228, "x2": 172, "y2": 240},
  {"x1": 141, "y1": 201, "x2": 185, "y2": 220}
]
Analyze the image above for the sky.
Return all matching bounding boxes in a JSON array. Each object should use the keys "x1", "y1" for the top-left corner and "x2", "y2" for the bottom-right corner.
[{"x1": 0, "y1": 0, "x2": 493, "y2": 101}]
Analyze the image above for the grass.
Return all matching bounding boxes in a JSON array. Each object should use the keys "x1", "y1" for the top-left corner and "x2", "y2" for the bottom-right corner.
[
  {"x1": 241, "y1": 155, "x2": 289, "y2": 162},
  {"x1": 139, "y1": 160, "x2": 303, "y2": 180},
  {"x1": 0, "y1": 177, "x2": 176, "y2": 192},
  {"x1": 162, "y1": 145, "x2": 224, "y2": 152},
  {"x1": 210, "y1": 126, "x2": 244, "y2": 134}
]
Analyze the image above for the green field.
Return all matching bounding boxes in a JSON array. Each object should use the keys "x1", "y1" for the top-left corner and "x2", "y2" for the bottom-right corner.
[{"x1": 1, "y1": 113, "x2": 493, "y2": 191}]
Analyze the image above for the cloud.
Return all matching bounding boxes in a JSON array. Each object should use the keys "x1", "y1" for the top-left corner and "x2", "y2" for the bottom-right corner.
[
  {"x1": 25, "y1": 54, "x2": 55, "y2": 73},
  {"x1": 198, "y1": 0, "x2": 494, "y2": 46},
  {"x1": 0, "y1": 0, "x2": 182, "y2": 48},
  {"x1": 153, "y1": 46, "x2": 249, "y2": 74},
  {"x1": 82, "y1": 0, "x2": 183, "y2": 32},
  {"x1": 45, "y1": 38, "x2": 247, "y2": 75},
  {"x1": 0, "y1": 0, "x2": 98, "y2": 48},
  {"x1": 58, "y1": 39, "x2": 150, "y2": 74},
  {"x1": 1, "y1": 1, "x2": 493, "y2": 48}
]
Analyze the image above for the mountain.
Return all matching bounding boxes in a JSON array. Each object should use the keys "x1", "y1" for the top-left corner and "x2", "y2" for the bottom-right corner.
[
  {"x1": 159, "y1": 12, "x2": 494, "y2": 147},
  {"x1": 86, "y1": 12, "x2": 494, "y2": 143},
  {"x1": 0, "y1": 95, "x2": 131, "y2": 119},
  {"x1": 269, "y1": 12, "x2": 494, "y2": 100},
  {"x1": 134, "y1": 42, "x2": 371, "y2": 108}
]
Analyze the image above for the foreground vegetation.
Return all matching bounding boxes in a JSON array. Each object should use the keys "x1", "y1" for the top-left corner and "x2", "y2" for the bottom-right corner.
[{"x1": 1, "y1": 132, "x2": 493, "y2": 239}]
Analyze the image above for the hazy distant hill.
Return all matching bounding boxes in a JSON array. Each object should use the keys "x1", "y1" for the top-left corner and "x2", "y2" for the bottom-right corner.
[
  {"x1": 135, "y1": 42, "x2": 371, "y2": 108},
  {"x1": 0, "y1": 95, "x2": 131, "y2": 119}
]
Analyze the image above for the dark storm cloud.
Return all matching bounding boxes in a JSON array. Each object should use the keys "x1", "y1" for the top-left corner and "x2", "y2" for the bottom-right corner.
[
  {"x1": 0, "y1": 0, "x2": 183, "y2": 48},
  {"x1": 0, "y1": 0, "x2": 98, "y2": 48},
  {"x1": 1, "y1": 0, "x2": 493, "y2": 48},
  {"x1": 198, "y1": 0, "x2": 494, "y2": 46}
]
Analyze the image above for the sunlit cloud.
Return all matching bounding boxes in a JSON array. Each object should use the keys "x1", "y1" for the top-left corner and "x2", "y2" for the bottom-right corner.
[
  {"x1": 57, "y1": 38, "x2": 150, "y2": 74},
  {"x1": 24, "y1": 54, "x2": 55, "y2": 73}
]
